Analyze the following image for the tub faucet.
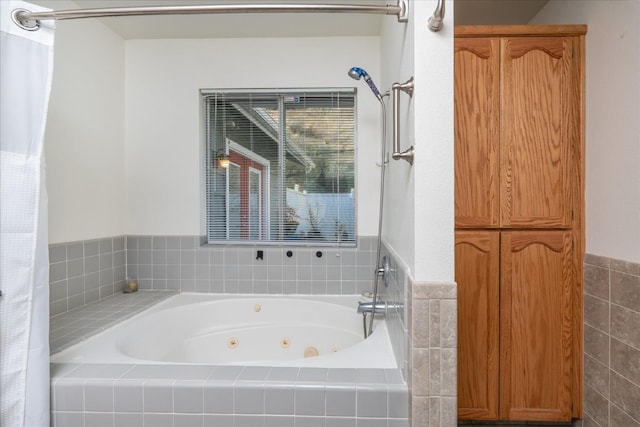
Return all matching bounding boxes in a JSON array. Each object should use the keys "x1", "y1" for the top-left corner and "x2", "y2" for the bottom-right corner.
[{"x1": 357, "y1": 300, "x2": 403, "y2": 316}]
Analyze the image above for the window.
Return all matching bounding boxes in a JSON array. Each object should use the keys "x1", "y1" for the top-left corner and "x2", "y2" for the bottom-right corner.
[{"x1": 203, "y1": 89, "x2": 356, "y2": 246}]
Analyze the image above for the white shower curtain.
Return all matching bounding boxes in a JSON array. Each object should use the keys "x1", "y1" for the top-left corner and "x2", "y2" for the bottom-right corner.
[{"x1": 1, "y1": 2, "x2": 55, "y2": 426}]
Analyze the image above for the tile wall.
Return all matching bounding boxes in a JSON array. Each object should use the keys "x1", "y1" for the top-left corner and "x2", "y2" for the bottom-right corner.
[
  {"x1": 377, "y1": 242, "x2": 458, "y2": 427},
  {"x1": 379, "y1": 243, "x2": 410, "y2": 381},
  {"x1": 49, "y1": 236, "x2": 127, "y2": 317},
  {"x1": 408, "y1": 280, "x2": 457, "y2": 427},
  {"x1": 51, "y1": 363, "x2": 409, "y2": 427},
  {"x1": 126, "y1": 235, "x2": 377, "y2": 296},
  {"x1": 583, "y1": 254, "x2": 640, "y2": 427},
  {"x1": 48, "y1": 235, "x2": 377, "y2": 318}
]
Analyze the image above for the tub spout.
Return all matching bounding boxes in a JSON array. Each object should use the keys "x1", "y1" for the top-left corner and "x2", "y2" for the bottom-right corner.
[{"x1": 357, "y1": 301, "x2": 403, "y2": 316}]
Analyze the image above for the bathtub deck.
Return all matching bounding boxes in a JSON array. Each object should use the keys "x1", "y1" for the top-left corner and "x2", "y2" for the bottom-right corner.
[
  {"x1": 49, "y1": 291, "x2": 409, "y2": 427},
  {"x1": 49, "y1": 290, "x2": 178, "y2": 354}
]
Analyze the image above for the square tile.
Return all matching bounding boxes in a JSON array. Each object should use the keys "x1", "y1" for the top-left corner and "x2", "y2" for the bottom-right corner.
[
  {"x1": 114, "y1": 380, "x2": 144, "y2": 413},
  {"x1": 114, "y1": 413, "x2": 143, "y2": 427},
  {"x1": 325, "y1": 385, "x2": 355, "y2": 417},
  {"x1": 234, "y1": 383, "x2": 264, "y2": 415},
  {"x1": 356, "y1": 385, "x2": 387, "y2": 418},
  {"x1": 53, "y1": 379, "x2": 84, "y2": 411},
  {"x1": 204, "y1": 414, "x2": 233, "y2": 427},
  {"x1": 143, "y1": 413, "x2": 173, "y2": 427},
  {"x1": 84, "y1": 380, "x2": 114, "y2": 412},
  {"x1": 143, "y1": 380, "x2": 173, "y2": 413},
  {"x1": 203, "y1": 382, "x2": 233, "y2": 414},
  {"x1": 174, "y1": 413, "x2": 204, "y2": 427},
  {"x1": 174, "y1": 380, "x2": 204, "y2": 414},
  {"x1": 84, "y1": 412, "x2": 114, "y2": 427},
  {"x1": 295, "y1": 383, "x2": 325, "y2": 416},
  {"x1": 265, "y1": 384, "x2": 295, "y2": 415},
  {"x1": 265, "y1": 415, "x2": 295, "y2": 427}
]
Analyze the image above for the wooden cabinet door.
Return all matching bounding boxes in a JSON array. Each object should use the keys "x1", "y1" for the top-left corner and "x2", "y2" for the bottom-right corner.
[
  {"x1": 454, "y1": 38, "x2": 500, "y2": 228},
  {"x1": 500, "y1": 37, "x2": 577, "y2": 228},
  {"x1": 499, "y1": 230, "x2": 573, "y2": 421},
  {"x1": 456, "y1": 231, "x2": 500, "y2": 419}
]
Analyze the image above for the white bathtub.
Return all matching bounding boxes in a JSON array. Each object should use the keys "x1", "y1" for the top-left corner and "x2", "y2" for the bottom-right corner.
[{"x1": 51, "y1": 293, "x2": 398, "y2": 369}]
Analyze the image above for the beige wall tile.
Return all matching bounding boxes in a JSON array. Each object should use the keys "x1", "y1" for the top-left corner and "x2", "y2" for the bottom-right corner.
[
  {"x1": 610, "y1": 338, "x2": 640, "y2": 386},
  {"x1": 413, "y1": 282, "x2": 456, "y2": 300},
  {"x1": 439, "y1": 300, "x2": 457, "y2": 348},
  {"x1": 412, "y1": 299, "x2": 429, "y2": 348},
  {"x1": 611, "y1": 372, "x2": 640, "y2": 422},
  {"x1": 411, "y1": 347, "x2": 430, "y2": 396},
  {"x1": 429, "y1": 300, "x2": 440, "y2": 348},
  {"x1": 584, "y1": 264, "x2": 610, "y2": 300},
  {"x1": 584, "y1": 354, "x2": 609, "y2": 399},
  {"x1": 611, "y1": 258, "x2": 640, "y2": 276},
  {"x1": 440, "y1": 349, "x2": 456, "y2": 397},
  {"x1": 611, "y1": 270, "x2": 640, "y2": 312},
  {"x1": 584, "y1": 385, "x2": 610, "y2": 427},
  {"x1": 584, "y1": 324, "x2": 610, "y2": 366},
  {"x1": 429, "y1": 349, "x2": 441, "y2": 397},
  {"x1": 610, "y1": 403, "x2": 640, "y2": 427},
  {"x1": 611, "y1": 305, "x2": 640, "y2": 349},
  {"x1": 410, "y1": 395, "x2": 429, "y2": 426},
  {"x1": 584, "y1": 254, "x2": 611, "y2": 269},
  {"x1": 584, "y1": 294, "x2": 610, "y2": 332}
]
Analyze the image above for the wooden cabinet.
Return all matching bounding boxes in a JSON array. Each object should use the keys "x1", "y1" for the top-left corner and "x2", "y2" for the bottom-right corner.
[
  {"x1": 454, "y1": 38, "x2": 500, "y2": 228},
  {"x1": 500, "y1": 230, "x2": 573, "y2": 421},
  {"x1": 456, "y1": 231, "x2": 499, "y2": 419},
  {"x1": 454, "y1": 26, "x2": 585, "y2": 422}
]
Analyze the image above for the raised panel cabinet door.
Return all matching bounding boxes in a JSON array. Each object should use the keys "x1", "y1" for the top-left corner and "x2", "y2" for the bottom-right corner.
[
  {"x1": 455, "y1": 231, "x2": 500, "y2": 419},
  {"x1": 500, "y1": 37, "x2": 578, "y2": 228},
  {"x1": 454, "y1": 38, "x2": 500, "y2": 228},
  {"x1": 499, "y1": 230, "x2": 573, "y2": 421}
]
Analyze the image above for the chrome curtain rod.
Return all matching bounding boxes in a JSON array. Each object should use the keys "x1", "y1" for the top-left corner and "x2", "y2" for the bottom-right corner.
[{"x1": 12, "y1": 1, "x2": 408, "y2": 31}]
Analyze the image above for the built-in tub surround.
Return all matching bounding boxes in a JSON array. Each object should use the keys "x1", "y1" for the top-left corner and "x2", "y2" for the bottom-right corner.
[
  {"x1": 408, "y1": 280, "x2": 457, "y2": 426},
  {"x1": 49, "y1": 293, "x2": 409, "y2": 426},
  {"x1": 379, "y1": 242, "x2": 457, "y2": 426},
  {"x1": 583, "y1": 254, "x2": 640, "y2": 427}
]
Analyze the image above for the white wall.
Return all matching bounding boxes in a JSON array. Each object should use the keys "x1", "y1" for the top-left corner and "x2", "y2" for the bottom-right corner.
[
  {"x1": 44, "y1": 1, "x2": 126, "y2": 244},
  {"x1": 531, "y1": 0, "x2": 640, "y2": 263},
  {"x1": 125, "y1": 37, "x2": 381, "y2": 236},
  {"x1": 380, "y1": 0, "x2": 455, "y2": 282}
]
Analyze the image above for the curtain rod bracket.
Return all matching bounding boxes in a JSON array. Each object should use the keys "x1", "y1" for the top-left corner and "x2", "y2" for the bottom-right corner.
[
  {"x1": 397, "y1": 0, "x2": 409, "y2": 23},
  {"x1": 427, "y1": 0, "x2": 445, "y2": 32},
  {"x1": 11, "y1": 8, "x2": 41, "y2": 31}
]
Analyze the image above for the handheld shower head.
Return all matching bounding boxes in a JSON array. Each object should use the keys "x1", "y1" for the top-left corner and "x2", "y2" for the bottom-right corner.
[{"x1": 348, "y1": 66, "x2": 383, "y2": 102}]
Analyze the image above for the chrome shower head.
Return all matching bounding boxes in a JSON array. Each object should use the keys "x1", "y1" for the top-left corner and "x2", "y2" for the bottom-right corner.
[
  {"x1": 348, "y1": 67, "x2": 364, "y2": 81},
  {"x1": 348, "y1": 66, "x2": 383, "y2": 102}
]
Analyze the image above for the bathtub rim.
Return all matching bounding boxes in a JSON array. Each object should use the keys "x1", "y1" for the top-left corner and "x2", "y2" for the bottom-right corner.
[{"x1": 50, "y1": 292, "x2": 399, "y2": 369}]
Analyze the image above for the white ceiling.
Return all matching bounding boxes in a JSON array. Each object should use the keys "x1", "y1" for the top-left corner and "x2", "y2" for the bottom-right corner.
[
  {"x1": 454, "y1": 0, "x2": 549, "y2": 25},
  {"x1": 30, "y1": 0, "x2": 550, "y2": 39}
]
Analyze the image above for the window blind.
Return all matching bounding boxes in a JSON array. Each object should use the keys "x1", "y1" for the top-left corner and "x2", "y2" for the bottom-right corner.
[{"x1": 203, "y1": 89, "x2": 356, "y2": 246}]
